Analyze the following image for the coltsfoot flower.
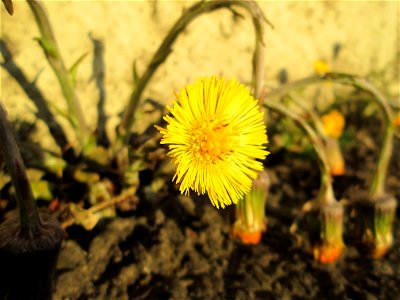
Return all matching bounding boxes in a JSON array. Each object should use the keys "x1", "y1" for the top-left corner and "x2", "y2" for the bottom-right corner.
[
  {"x1": 321, "y1": 109, "x2": 345, "y2": 139},
  {"x1": 314, "y1": 59, "x2": 331, "y2": 76},
  {"x1": 156, "y1": 76, "x2": 268, "y2": 208}
]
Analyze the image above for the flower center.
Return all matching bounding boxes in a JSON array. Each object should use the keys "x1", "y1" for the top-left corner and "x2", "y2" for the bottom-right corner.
[{"x1": 191, "y1": 119, "x2": 235, "y2": 164}]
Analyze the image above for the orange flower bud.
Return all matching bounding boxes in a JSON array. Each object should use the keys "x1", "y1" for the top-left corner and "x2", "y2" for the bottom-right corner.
[
  {"x1": 232, "y1": 229, "x2": 262, "y2": 245},
  {"x1": 313, "y1": 243, "x2": 344, "y2": 264},
  {"x1": 322, "y1": 110, "x2": 345, "y2": 139}
]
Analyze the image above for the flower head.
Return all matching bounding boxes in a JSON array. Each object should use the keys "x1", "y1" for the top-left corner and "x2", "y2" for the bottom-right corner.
[
  {"x1": 156, "y1": 76, "x2": 268, "y2": 208},
  {"x1": 314, "y1": 59, "x2": 331, "y2": 76},
  {"x1": 322, "y1": 109, "x2": 345, "y2": 139}
]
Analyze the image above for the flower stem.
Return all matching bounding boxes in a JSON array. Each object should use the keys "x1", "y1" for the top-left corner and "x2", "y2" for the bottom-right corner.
[
  {"x1": 266, "y1": 72, "x2": 394, "y2": 200},
  {"x1": 116, "y1": 0, "x2": 271, "y2": 147},
  {"x1": 343, "y1": 77, "x2": 394, "y2": 199},
  {"x1": 369, "y1": 122, "x2": 393, "y2": 198},
  {"x1": 262, "y1": 100, "x2": 335, "y2": 205},
  {"x1": 232, "y1": 171, "x2": 269, "y2": 244},
  {"x1": 232, "y1": 0, "x2": 268, "y2": 243},
  {"x1": 0, "y1": 103, "x2": 40, "y2": 233},
  {"x1": 286, "y1": 93, "x2": 326, "y2": 137},
  {"x1": 27, "y1": 0, "x2": 88, "y2": 150},
  {"x1": 287, "y1": 94, "x2": 346, "y2": 176}
]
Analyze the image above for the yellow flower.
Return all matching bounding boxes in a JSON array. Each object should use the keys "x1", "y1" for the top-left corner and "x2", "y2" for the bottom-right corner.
[
  {"x1": 321, "y1": 109, "x2": 345, "y2": 139},
  {"x1": 156, "y1": 76, "x2": 269, "y2": 208},
  {"x1": 314, "y1": 59, "x2": 331, "y2": 76}
]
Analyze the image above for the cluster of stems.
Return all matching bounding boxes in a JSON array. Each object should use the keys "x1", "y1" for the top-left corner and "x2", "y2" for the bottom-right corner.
[
  {"x1": 266, "y1": 72, "x2": 395, "y2": 200},
  {"x1": 288, "y1": 94, "x2": 346, "y2": 176},
  {"x1": 266, "y1": 72, "x2": 397, "y2": 258},
  {"x1": 262, "y1": 98, "x2": 344, "y2": 263}
]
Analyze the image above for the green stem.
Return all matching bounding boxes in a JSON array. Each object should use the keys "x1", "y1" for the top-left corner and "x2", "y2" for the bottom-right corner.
[
  {"x1": 0, "y1": 103, "x2": 41, "y2": 233},
  {"x1": 266, "y1": 72, "x2": 394, "y2": 199},
  {"x1": 235, "y1": 171, "x2": 268, "y2": 233},
  {"x1": 248, "y1": 0, "x2": 268, "y2": 100},
  {"x1": 346, "y1": 77, "x2": 394, "y2": 199},
  {"x1": 27, "y1": 0, "x2": 88, "y2": 150},
  {"x1": 287, "y1": 93, "x2": 326, "y2": 137},
  {"x1": 266, "y1": 75, "x2": 324, "y2": 100},
  {"x1": 370, "y1": 123, "x2": 393, "y2": 199},
  {"x1": 117, "y1": 0, "x2": 270, "y2": 147},
  {"x1": 263, "y1": 100, "x2": 335, "y2": 204},
  {"x1": 238, "y1": 4, "x2": 266, "y2": 231}
]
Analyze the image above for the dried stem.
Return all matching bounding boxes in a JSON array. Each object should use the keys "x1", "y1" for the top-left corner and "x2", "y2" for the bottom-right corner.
[
  {"x1": 2, "y1": 0, "x2": 13, "y2": 15},
  {"x1": 117, "y1": 0, "x2": 271, "y2": 147},
  {"x1": 266, "y1": 72, "x2": 394, "y2": 199},
  {"x1": 27, "y1": 0, "x2": 88, "y2": 150},
  {"x1": 0, "y1": 103, "x2": 41, "y2": 233}
]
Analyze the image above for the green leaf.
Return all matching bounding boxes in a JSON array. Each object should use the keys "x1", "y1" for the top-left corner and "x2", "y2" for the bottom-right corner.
[
  {"x1": 42, "y1": 153, "x2": 67, "y2": 177},
  {"x1": 35, "y1": 37, "x2": 58, "y2": 58},
  {"x1": 73, "y1": 169, "x2": 100, "y2": 184},
  {"x1": 69, "y1": 203, "x2": 115, "y2": 231},
  {"x1": 89, "y1": 181, "x2": 111, "y2": 206},
  {"x1": 30, "y1": 180, "x2": 53, "y2": 201},
  {"x1": 84, "y1": 144, "x2": 111, "y2": 166},
  {"x1": 69, "y1": 52, "x2": 89, "y2": 87}
]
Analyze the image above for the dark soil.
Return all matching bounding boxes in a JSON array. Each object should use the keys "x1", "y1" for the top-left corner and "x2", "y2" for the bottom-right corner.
[{"x1": 50, "y1": 113, "x2": 400, "y2": 300}]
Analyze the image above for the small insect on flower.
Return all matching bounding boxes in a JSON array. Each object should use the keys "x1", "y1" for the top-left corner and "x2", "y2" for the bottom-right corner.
[{"x1": 156, "y1": 76, "x2": 269, "y2": 208}]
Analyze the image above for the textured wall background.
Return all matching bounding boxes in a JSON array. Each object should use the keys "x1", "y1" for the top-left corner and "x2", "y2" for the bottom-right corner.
[{"x1": 1, "y1": 0, "x2": 399, "y2": 149}]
